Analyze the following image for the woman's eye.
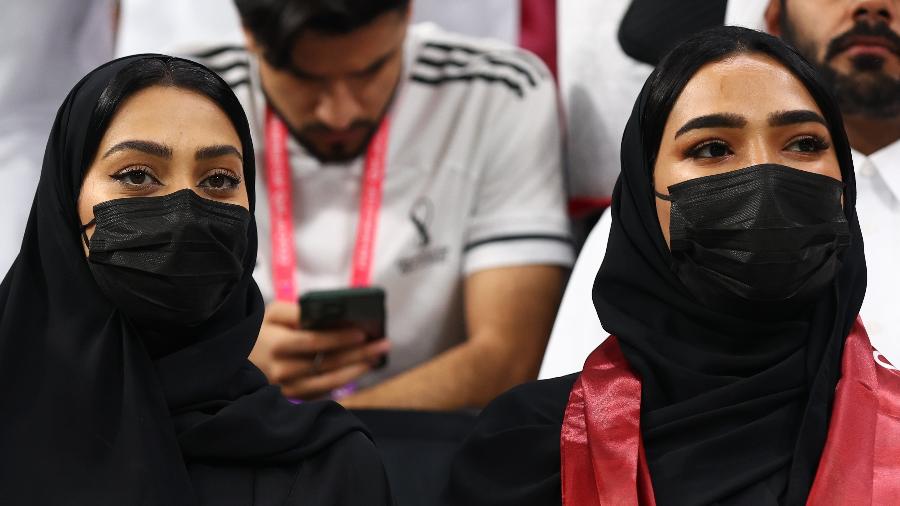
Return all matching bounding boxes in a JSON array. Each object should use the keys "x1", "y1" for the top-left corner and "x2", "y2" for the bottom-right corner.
[
  {"x1": 786, "y1": 136, "x2": 830, "y2": 154},
  {"x1": 688, "y1": 141, "x2": 732, "y2": 159},
  {"x1": 111, "y1": 167, "x2": 161, "y2": 188},
  {"x1": 199, "y1": 172, "x2": 241, "y2": 191},
  {"x1": 126, "y1": 172, "x2": 149, "y2": 185}
]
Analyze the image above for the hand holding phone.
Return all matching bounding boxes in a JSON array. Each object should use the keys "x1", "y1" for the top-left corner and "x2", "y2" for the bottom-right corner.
[
  {"x1": 249, "y1": 298, "x2": 389, "y2": 400},
  {"x1": 299, "y1": 287, "x2": 388, "y2": 369}
]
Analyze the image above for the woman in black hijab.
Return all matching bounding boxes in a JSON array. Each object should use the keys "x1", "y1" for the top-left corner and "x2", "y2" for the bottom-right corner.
[
  {"x1": 443, "y1": 26, "x2": 897, "y2": 505},
  {"x1": 0, "y1": 55, "x2": 392, "y2": 505}
]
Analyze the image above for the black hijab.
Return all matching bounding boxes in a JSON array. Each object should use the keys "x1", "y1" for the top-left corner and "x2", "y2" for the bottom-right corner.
[
  {"x1": 0, "y1": 55, "x2": 388, "y2": 505},
  {"x1": 593, "y1": 27, "x2": 866, "y2": 504}
]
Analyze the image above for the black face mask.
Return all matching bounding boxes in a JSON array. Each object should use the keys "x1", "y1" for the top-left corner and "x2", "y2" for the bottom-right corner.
[
  {"x1": 656, "y1": 164, "x2": 850, "y2": 317},
  {"x1": 81, "y1": 189, "x2": 251, "y2": 329}
]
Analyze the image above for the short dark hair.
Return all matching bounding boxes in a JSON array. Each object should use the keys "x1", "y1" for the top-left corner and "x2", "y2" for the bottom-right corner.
[
  {"x1": 235, "y1": 0, "x2": 411, "y2": 69},
  {"x1": 641, "y1": 26, "x2": 849, "y2": 171}
]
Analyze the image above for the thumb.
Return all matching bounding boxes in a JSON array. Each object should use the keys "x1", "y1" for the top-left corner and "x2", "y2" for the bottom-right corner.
[{"x1": 265, "y1": 301, "x2": 300, "y2": 328}]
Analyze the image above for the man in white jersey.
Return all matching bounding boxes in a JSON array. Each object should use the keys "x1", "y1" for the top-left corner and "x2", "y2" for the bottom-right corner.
[
  {"x1": 191, "y1": 0, "x2": 572, "y2": 409},
  {"x1": 541, "y1": 0, "x2": 900, "y2": 379}
]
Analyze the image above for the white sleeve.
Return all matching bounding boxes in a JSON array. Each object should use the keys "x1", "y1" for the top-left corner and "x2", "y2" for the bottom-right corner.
[
  {"x1": 463, "y1": 54, "x2": 574, "y2": 274},
  {"x1": 724, "y1": 0, "x2": 769, "y2": 30},
  {"x1": 538, "y1": 209, "x2": 613, "y2": 379}
]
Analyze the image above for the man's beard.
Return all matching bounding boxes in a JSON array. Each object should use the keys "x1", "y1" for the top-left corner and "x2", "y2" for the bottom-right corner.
[
  {"x1": 295, "y1": 120, "x2": 378, "y2": 164},
  {"x1": 262, "y1": 95, "x2": 379, "y2": 164},
  {"x1": 782, "y1": 18, "x2": 900, "y2": 119}
]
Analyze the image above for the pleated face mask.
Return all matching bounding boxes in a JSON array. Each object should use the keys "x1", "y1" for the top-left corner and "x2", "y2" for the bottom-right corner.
[
  {"x1": 655, "y1": 164, "x2": 850, "y2": 317},
  {"x1": 81, "y1": 189, "x2": 251, "y2": 328}
]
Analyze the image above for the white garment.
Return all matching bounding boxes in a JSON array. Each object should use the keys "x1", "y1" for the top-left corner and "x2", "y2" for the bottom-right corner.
[
  {"x1": 115, "y1": 0, "x2": 519, "y2": 58},
  {"x1": 853, "y1": 141, "x2": 900, "y2": 363},
  {"x1": 190, "y1": 23, "x2": 573, "y2": 387},
  {"x1": 558, "y1": 0, "x2": 654, "y2": 201},
  {"x1": 539, "y1": 207, "x2": 611, "y2": 379},
  {"x1": 0, "y1": 0, "x2": 114, "y2": 277},
  {"x1": 724, "y1": 0, "x2": 768, "y2": 31},
  {"x1": 115, "y1": 0, "x2": 244, "y2": 57},
  {"x1": 412, "y1": 0, "x2": 519, "y2": 44},
  {"x1": 540, "y1": 143, "x2": 900, "y2": 379}
]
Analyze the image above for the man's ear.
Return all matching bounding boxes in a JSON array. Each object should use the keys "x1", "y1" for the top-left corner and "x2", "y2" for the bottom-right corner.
[
  {"x1": 242, "y1": 27, "x2": 260, "y2": 53},
  {"x1": 764, "y1": 0, "x2": 784, "y2": 37},
  {"x1": 401, "y1": 3, "x2": 413, "y2": 23}
]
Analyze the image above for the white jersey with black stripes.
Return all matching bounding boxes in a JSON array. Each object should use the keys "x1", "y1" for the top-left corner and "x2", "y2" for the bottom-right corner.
[{"x1": 186, "y1": 23, "x2": 573, "y2": 388}]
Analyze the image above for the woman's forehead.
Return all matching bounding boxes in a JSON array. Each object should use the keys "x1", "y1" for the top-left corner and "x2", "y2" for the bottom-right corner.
[
  {"x1": 99, "y1": 86, "x2": 240, "y2": 147},
  {"x1": 666, "y1": 53, "x2": 826, "y2": 127}
]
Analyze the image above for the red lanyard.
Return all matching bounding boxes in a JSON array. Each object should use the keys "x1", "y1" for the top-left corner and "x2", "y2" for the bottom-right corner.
[{"x1": 264, "y1": 107, "x2": 390, "y2": 301}]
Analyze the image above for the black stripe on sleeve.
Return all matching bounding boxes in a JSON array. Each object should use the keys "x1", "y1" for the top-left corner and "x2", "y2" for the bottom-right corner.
[
  {"x1": 464, "y1": 234, "x2": 574, "y2": 253},
  {"x1": 484, "y1": 57, "x2": 536, "y2": 86},
  {"x1": 421, "y1": 42, "x2": 538, "y2": 86},
  {"x1": 424, "y1": 41, "x2": 482, "y2": 55},
  {"x1": 416, "y1": 56, "x2": 468, "y2": 69},
  {"x1": 226, "y1": 78, "x2": 251, "y2": 90},
  {"x1": 204, "y1": 59, "x2": 249, "y2": 75},
  {"x1": 190, "y1": 45, "x2": 246, "y2": 59},
  {"x1": 410, "y1": 73, "x2": 524, "y2": 98}
]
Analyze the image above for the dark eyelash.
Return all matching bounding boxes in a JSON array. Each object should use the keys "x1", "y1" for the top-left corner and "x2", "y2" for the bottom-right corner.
[
  {"x1": 110, "y1": 166, "x2": 159, "y2": 183},
  {"x1": 795, "y1": 135, "x2": 831, "y2": 151},
  {"x1": 207, "y1": 168, "x2": 242, "y2": 184},
  {"x1": 685, "y1": 139, "x2": 728, "y2": 158}
]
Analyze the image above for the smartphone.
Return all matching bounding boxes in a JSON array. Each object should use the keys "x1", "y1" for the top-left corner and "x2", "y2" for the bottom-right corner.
[{"x1": 299, "y1": 287, "x2": 387, "y2": 369}]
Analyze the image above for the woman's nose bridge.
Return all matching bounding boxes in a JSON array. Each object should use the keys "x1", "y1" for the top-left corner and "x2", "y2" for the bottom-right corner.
[
  {"x1": 745, "y1": 135, "x2": 776, "y2": 166},
  {"x1": 161, "y1": 164, "x2": 199, "y2": 195}
]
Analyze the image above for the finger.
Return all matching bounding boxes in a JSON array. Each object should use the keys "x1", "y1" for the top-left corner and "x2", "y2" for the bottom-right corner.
[
  {"x1": 319, "y1": 339, "x2": 391, "y2": 372},
  {"x1": 271, "y1": 328, "x2": 367, "y2": 356},
  {"x1": 250, "y1": 321, "x2": 300, "y2": 378},
  {"x1": 281, "y1": 362, "x2": 372, "y2": 400},
  {"x1": 267, "y1": 356, "x2": 314, "y2": 386},
  {"x1": 264, "y1": 301, "x2": 300, "y2": 328},
  {"x1": 269, "y1": 339, "x2": 389, "y2": 385}
]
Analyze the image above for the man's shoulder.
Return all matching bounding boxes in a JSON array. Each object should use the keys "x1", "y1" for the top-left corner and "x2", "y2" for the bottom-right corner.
[
  {"x1": 405, "y1": 23, "x2": 553, "y2": 102},
  {"x1": 181, "y1": 44, "x2": 253, "y2": 92}
]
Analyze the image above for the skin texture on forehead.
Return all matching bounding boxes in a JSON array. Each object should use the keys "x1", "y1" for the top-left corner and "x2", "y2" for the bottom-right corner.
[
  {"x1": 653, "y1": 53, "x2": 841, "y2": 245},
  {"x1": 77, "y1": 85, "x2": 249, "y2": 250}
]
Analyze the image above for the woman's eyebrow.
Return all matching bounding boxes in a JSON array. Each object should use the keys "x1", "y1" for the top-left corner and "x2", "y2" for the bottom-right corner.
[
  {"x1": 102, "y1": 140, "x2": 172, "y2": 159},
  {"x1": 195, "y1": 144, "x2": 242, "y2": 161},
  {"x1": 768, "y1": 109, "x2": 828, "y2": 127},
  {"x1": 674, "y1": 113, "x2": 747, "y2": 138}
]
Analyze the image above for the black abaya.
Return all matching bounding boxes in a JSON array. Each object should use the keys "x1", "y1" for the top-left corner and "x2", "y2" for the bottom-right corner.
[
  {"x1": 444, "y1": 27, "x2": 865, "y2": 506},
  {"x1": 0, "y1": 55, "x2": 392, "y2": 506},
  {"x1": 443, "y1": 374, "x2": 578, "y2": 506}
]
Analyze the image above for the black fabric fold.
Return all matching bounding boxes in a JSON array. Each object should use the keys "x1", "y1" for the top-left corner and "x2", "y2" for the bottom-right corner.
[
  {"x1": 444, "y1": 27, "x2": 866, "y2": 506},
  {"x1": 0, "y1": 55, "x2": 391, "y2": 505}
]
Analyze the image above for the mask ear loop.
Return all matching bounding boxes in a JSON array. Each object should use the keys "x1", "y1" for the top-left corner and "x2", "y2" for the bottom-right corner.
[
  {"x1": 79, "y1": 219, "x2": 96, "y2": 248},
  {"x1": 651, "y1": 175, "x2": 674, "y2": 201},
  {"x1": 653, "y1": 188, "x2": 674, "y2": 201}
]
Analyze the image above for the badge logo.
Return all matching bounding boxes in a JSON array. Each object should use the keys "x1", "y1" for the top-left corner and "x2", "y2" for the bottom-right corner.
[
  {"x1": 396, "y1": 196, "x2": 449, "y2": 274},
  {"x1": 410, "y1": 197, "x2": 433, "y2": 247}
]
